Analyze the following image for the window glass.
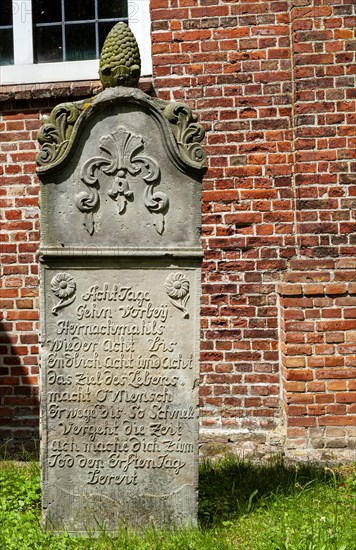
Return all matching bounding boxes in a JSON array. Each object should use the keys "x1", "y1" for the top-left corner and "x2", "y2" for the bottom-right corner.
[
  {"x1": 66, "y1": 23, "x2": 96, "y2": 61},
  {"x1": 34, "y1": 26, "x2": 63, "y2": 63},
  {"x1": 0, "y1": 0, "x2": 153, "y2": 84},
  {"x1": 32, "y1": 0, "x2": 129, "y2": 64},
  {"x1": 64, "y1": 0, "x2": 95, "y2": 22},
  {"x1": 0, "y1": 0, "x2": 13, "y2": 64},
  {"x1": 0, "y1": 28, "x2": 13, "y2": 65},
  {"x1": 0, "y1": 0, "x2": 13, "y2": 26},
  {"x1": 98, "y1": 0, "x2": 128, "y2": 19},
  {"x1": 98, "y1": 22, "x2": 117, "y2": 52},
  {"x1": 34, "y1": 0, "x2": 62, "y2": 24}
]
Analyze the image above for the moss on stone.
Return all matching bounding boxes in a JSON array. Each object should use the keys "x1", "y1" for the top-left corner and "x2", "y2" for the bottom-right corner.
[{"x1": 99, "y1": 22, "x2": 141, "y2": 88}]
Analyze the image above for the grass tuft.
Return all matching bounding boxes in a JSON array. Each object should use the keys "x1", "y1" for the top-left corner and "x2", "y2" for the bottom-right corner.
[
  {"x1": 0, "y1": 453, "x2": 354, "y2": 549},
  {"x1": 198, "y1": 454, "x2": 339, "y2": 526}
]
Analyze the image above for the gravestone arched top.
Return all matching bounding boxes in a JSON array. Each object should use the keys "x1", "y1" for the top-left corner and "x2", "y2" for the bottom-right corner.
[
  {"x1": 36, "y1": 87, "x2": 206, "y2": 175},
  {"x1": 36, "y1": 86, "x2": 206, "y2": 254}
]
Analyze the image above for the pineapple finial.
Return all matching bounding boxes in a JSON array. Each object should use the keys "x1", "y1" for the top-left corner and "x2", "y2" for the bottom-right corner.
[{"x1": 99, "y1": 22, "x2": 141, "y2": 88}]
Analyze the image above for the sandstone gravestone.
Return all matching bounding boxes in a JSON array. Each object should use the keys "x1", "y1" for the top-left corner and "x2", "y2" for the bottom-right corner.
[{"x1": 37, "y1": 23, "x2": 205, "y2": 534}]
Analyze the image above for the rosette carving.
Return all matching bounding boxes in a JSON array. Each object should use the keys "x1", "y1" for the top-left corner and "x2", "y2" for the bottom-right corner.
[
  {"x1": 36, "y1": 102, "x2": 83, "y2": 167},
  {"x1": 162, "y1": 102, "x2": 206, "y2": 168},
  {"x1": 165, "y1": 272, "x2": 190, "y2": 319},
  {"x1": 76, "y1": 126, "x2": 169, "y2": 235},
  {"x1": 51, "y1": 272, "x2": 76, "y2": 315}
]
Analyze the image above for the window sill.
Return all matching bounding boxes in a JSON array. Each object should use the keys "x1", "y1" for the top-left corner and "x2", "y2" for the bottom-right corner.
[{"x1": 0, "y1": 77, "x2": 155, "y2": 103}]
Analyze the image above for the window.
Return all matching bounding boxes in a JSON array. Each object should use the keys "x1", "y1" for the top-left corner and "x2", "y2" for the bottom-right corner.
[{"x1": 0, "y1": 0, "x2": 151, "y2": 85}]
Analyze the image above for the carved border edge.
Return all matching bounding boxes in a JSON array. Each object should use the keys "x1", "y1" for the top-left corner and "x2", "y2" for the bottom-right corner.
[
  {"x1": 39, "y1": 246, "x2": 204, "y2": 258},
  {"x1": 36, "y1": 87, "x2": 206, "y2": 176}
]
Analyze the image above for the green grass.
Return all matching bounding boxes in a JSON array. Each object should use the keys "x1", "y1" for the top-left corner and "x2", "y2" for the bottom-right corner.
[{"x1": 0, "y1": 455, "x2": 355, "y2": 549}]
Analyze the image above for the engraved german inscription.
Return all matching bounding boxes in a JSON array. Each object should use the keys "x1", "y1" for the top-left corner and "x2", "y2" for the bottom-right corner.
[{"x1": 43, "y1": 268, "x2": 198, "y2": 526}]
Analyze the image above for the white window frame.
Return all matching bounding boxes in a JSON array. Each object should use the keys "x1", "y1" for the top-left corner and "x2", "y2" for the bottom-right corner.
[{"x1": 0, "y1": 0, "x2": 152, "y2": 85}]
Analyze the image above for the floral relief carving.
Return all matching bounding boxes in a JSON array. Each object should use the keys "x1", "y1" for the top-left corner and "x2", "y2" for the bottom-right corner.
[
  {"x1": 51, "y1": 272, "x2": 76, "y2": 315},
  {"x1": 75, "y1": 126, "x2": 169, "y2": 236},
  {"x1": 165, "y1": 272, "x2": 190, "y2": 319}
]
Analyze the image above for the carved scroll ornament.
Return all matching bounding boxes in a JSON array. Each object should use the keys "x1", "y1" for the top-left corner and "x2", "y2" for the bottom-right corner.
[
  {"x1": 162, "y1": 102, "x2": 206, "y2": 168},
  {"x1": 75, "y1": 127, "x2": 169, "y2": 235},
  {"x1": 36, "y1": 101, "x2": 87, "y2": 167}
]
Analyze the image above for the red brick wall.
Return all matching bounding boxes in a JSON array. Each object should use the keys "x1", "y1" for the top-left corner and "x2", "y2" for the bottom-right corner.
[
  {"x1": 151, "y1": 0, "x2": 355, "y2": 459},
  {"x1": 1, "y1": 0, "x2": 355, "y2": 458},
  {"x1": 152, "y1": 0, "x2": 295, "y2": 454},
  {"x1": 281, "y1": 0, "x2": 356, "y2": 456},
  {"x1": 1, "y1": 107, "x2": 41, "y2": 453},
  {"x1": 280, "y1": 281, "x2": 356, "y2": 453}
]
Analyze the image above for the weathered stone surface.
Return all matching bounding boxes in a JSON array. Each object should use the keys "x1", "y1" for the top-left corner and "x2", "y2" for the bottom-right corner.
[
  {"x1": 37, "y1": 85, "x2": 205, "y2": 533},
  {"x1": 41, "y1": 260, "x2": 200, "y2": 532}
]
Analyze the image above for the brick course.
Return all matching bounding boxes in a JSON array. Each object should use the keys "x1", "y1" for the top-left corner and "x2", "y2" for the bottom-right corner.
[{"x1": 1, "y1": 0, "x2": 355, "y2": 459}]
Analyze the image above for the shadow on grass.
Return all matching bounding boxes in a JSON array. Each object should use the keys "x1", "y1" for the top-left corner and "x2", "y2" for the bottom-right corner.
[
  {"x1": 0, "y1": 440, "x2": 39, "y2": 462},
  {"x1": 198, "y1": 454, "x2": 338, "y2": 527}
]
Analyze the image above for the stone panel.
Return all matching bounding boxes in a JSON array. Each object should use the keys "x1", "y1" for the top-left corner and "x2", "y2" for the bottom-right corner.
[
  {"x1": 38, "y1": 88, "x2": 204, "y2": 257},
  {"x1": 40, "y1": 260, "x2": 200, "y2": 532}
]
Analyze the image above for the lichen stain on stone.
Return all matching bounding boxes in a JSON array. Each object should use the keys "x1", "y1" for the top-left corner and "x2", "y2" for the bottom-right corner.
[{"x1": 81, "y1": 98, "x2": 95, "y2": 111}]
